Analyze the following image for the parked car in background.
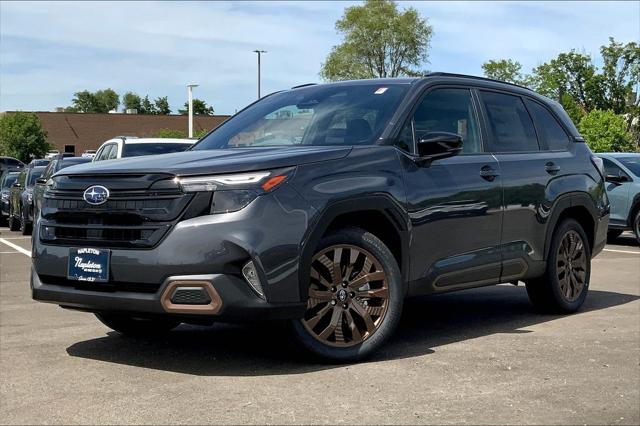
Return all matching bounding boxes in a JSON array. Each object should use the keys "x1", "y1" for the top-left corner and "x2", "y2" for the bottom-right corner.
[
  {"x1": 0, "y1": 171, "x2": 20, "y2": 224},
  {"x1": 1, "y1": 156, "x2": 24, "y2": 182},
  {"x1": 597, "y1": 153, "x2": 640, "y2": 243},
  {"x1": 29, "y1": 158, "x2": 51, "y2": 167},
  {"x1": 44, "y1": 151, "x2": 60, "y2": 160},
  {"x1": 81, "y1": 150, "x2": 97, "y2": 159},
  {"x1": 33, "y1": 156, "x2": 92, "y2": 220},
  {"x1": 8, "y1": 165, "x2": 46, "y2": 234},
  {"x1": 32, "y1": 74, "x2": 609, "y2": 362},
  {"x1": 93, "y1": 137, "x2": 193, "y2": 161}
]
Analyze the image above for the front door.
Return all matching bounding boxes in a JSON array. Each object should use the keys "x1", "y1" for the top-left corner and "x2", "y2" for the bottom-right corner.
[{"x1": 400, "y1": 87, "x2": 503, "y2": 292}]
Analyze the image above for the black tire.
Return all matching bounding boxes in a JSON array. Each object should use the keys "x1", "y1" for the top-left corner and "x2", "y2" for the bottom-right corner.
[
  {"x1": 633, "y1": 210, "x2": 640, "y2": 245},
  {"x1": 290, "y1": 227, "x2": 403, "y2": 362},
  {"x1": 20, "y1": 208, "x2": 31, "y2": 236},
  {"x1": 8, "y1": 207, "x2": 20, "y2": 231},
  {"x1": 95, "y1": 313, "x2": 180, "y2": 337},
  {"x1": 607, "y1": 229, "x2": 623, "y2": 242},
  {"x1": 526, "y1": 219, "x2": 591, "y2": 313}
]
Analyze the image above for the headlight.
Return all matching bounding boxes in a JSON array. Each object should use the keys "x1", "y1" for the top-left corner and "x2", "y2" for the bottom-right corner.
[
  {"x1": 1, "y1": 193, "x2": 8, "y2": 201},
  {"x1": 174, "y1": 168, "x2": 295, "y2": 214}
]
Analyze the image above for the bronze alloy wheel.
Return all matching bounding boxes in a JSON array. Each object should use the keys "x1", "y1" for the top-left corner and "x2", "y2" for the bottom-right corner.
[
  {"x1": 302, "y1": 244, "x2": 390, "y2": 347},
  {"x1": 556, "y1": 229, "x2": 587, "y2": 302}
]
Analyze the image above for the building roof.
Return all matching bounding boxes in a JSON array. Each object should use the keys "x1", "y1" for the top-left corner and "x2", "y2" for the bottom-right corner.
[{"x1": 1, "y1": 111, "x2": 229, "y2": 155}]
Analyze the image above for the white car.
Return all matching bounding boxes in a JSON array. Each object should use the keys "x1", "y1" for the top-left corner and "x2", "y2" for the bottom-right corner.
[{"x1": 93, "y1": 137, "x2": 194, "y2": 161}]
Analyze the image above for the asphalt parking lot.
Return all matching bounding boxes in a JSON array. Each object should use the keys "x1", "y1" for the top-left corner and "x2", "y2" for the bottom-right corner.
[{"x1": 0, "y1": 226, "x2": 638, "y2": 425}]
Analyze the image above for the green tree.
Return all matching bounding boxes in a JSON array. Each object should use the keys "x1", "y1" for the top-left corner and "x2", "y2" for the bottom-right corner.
[
  {"x1": 154, "y1": 96, "x2": 171, "y2": 114},
  {"x1": 155, "y1": 128, "x2": 186, "y2": 138},
  {"x1": 140, "y1": 95, "x2": 156, "y2": 114},
  {"x1": 599, "y1": 38, "x2": 640, "y2": 114},
  {"x1": 320, "y1": 0, "x2": 433, "y2": 81},
  {"x1": 481, "y1": 59, "x2": 525, "y2": 84},
  {"x1": 178, "y1": 99, "x2": 214, "y2": 115},
  {"x1": 578, "y1": 110, "x2": 635, "y2": 152},
  {"x1": 0, "y1": 112, "x2": 51, "y2": 162},
  {"x1": 122, "y1": 92, "x2": 141, "y2": 112},
  {"x1": 70, "y1": 88, "x2": 119, "y2": 113}
]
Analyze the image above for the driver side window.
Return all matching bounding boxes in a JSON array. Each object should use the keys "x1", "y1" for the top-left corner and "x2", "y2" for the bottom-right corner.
[{"x1": 398, "y1": 88, "x2": 482, "y2": 154}]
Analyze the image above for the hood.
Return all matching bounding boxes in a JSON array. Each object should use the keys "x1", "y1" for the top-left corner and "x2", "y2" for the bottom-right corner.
[{"x1": 56, "y1": 146, "x2": 352, "y2": 177}]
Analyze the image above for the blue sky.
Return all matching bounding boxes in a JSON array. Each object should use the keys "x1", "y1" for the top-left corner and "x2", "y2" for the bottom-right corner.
[{"x1": 1, "y1": 1, "x2": 638, "y2": 115}]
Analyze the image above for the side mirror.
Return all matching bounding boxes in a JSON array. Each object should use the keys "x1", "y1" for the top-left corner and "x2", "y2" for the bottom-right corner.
[
  {"x1": 12, "y1": 182, "x2": 21, "y2": 188},
  {"x1": 416, "y1": 132, "x2": 463, "y2": 164},
  {"x1": 36, "y1": 177, "x2": 47, "y2": 184},
  {"x1": 605, "y1": 174, "x2": 628, "y2": 185}
]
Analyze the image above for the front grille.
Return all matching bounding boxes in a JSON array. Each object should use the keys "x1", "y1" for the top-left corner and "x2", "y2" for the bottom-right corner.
[{"x1": 39, "y1": 173, "x2": 198, "y2": 249}]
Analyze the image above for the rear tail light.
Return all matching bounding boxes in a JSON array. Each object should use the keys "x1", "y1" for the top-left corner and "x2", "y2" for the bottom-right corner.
[{"x1": 591, "y1": 155, "x2": 605, "y2": 179}]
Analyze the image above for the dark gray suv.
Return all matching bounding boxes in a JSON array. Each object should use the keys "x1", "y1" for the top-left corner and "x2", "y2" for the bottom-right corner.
[{"x1": 31, "y1": 74, "x2": 609, "y2": 361}]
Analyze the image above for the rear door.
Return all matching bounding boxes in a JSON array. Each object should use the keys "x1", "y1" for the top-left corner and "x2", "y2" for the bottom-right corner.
[
  {"x1": 478, "y1": 90, "x2": 569, "y2": 281},
  {"x1": 400, "y1": 87, "x2": 503, "y2": 291}
]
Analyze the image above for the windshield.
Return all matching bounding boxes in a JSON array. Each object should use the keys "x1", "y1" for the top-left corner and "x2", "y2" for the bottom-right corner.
[
  {"x1": 122, "y1": 143, "x2": 192, "y2": 157},
  {"x1": 615, "y1": 155, "x2": 640, "y2": 177},
  {"x1": 2, "y1": 175, "x2": 18, "y2": 189},
  {"x1": 27, "y1": 169, "x2": 43, "y2": 186},
  {"x1": 194, "y1": 83, "x2": 410, "y2": 150}
]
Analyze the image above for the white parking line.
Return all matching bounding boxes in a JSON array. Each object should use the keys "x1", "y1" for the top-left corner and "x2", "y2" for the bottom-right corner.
[
  {"x1": 603, "y1": 248, "x2": 640, "y2": 255},
  {"x1": 0, "y1": 238, "x2": 31, "y2": 257},
  {"x1": 0, "y1": 236, "x2": 31, "y2": 240}
]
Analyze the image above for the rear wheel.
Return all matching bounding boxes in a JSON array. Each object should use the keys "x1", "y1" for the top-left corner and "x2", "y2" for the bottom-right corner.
[
  {"x1": 633, "y1": 210, "x2": 640, "y2": 245},
  {"x1": 290, "y1": 227, "x2": 403, "y2": 362},
  {"x1": 526, "y1": 219, "x2": 591, "y2": 313},
  {"x1": 95, "y1": 313, "x2": 180, "y2": 337}
]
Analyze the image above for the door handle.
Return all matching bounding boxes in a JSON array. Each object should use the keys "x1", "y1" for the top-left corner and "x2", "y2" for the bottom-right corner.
[
  {"x1": 479, "y1": 165, "x2": 500, "y2": 181},
  {"x1": 545, "y1": 162, "x2": 561, "y2": 174}
]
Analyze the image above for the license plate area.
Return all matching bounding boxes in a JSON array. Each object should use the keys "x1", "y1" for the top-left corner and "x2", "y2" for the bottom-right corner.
[{"x1": 67, "y1": 248, "x2": 110, "y2": 282}]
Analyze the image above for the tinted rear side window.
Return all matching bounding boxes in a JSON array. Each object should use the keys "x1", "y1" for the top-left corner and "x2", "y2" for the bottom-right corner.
[
  {"x1": 481, "y1": 91, "x2": 539, "y2": 152},
  {"x1": 525, "y1": 99, "x2": 570, "y2": 150},
  {"x1": 122, "y1": 143, "x2": 192, "y2": 157}
]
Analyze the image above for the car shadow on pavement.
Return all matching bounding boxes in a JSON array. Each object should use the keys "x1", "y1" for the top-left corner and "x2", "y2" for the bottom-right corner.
[
  {"x1": 608, "y1": 233, "x2": 639, "y2": 247},
  {"x1": 66, "y1": 286, "x2": 638, "y2": 376}
]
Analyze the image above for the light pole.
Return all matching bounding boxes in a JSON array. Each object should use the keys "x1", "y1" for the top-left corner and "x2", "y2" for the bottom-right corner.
[
  {"x1": 187, "y1": 83, "x2": 199, "y2": 138},
  {"x1": 253, "y1": 50, "x2": 267, "y2": 99}
]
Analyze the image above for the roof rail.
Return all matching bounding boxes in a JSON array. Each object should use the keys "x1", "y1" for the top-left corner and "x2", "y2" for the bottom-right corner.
[
  {"x1": 291, "y1": 83, "x2": 317, "y2": 89},
  {"x1": 425, "y1": 72, "x2": 533, "y2": 91}
]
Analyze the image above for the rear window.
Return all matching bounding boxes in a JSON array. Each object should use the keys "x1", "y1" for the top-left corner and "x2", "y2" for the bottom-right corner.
[
  {"x1": 122, "y1": 143, "x2": 192, "y2": 157},
  {"x1": 525, "y1": 99, "x2": 570, "y2": 151},
  {"x1": 480, "y1": 91, "x2": 539, "y2": 152}
]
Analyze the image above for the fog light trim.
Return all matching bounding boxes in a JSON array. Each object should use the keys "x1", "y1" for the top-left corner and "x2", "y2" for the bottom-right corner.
[{"x1": 242, "y1": 261, "x2": 265, "y2": 299}]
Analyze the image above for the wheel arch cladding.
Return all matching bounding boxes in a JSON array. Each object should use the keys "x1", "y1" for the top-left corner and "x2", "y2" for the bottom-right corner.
[
  {"x1": 298, "y1": 195, "x2": 410, "y2": 301},
  {"x1": 544, "y1": 192, "x2": 599, "y2": 259}
]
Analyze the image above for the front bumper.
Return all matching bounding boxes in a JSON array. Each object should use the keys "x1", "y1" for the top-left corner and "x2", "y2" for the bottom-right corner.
[{"x1": 31, "y1": 268, "x2": 306, "y2": 320}]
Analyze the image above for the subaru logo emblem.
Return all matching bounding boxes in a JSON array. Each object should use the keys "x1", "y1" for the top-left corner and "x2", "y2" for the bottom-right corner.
[{"x1": 83, "y1": 185, "x2": 109, "y2": 205}]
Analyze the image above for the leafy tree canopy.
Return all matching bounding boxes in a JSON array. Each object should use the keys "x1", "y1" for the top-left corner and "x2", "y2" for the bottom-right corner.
[
  {"x1": 179, "y1": 99, "x2": 214, "y2": 115},
  {"x1": 0, "y1": 112, "x2": 51, "y2": 162},
  {"x1": 320, "y1": 0, "x2": 433, "y2": 81},
  {"x1": 69, "y1": 88, "x2": 119, "y2": 113},
  {"x1": 154, "y1": 96, "x2": 171, "y2": 115},
  {"x1": 578, "y1": 109, "x2": 635, "y2": 152}
]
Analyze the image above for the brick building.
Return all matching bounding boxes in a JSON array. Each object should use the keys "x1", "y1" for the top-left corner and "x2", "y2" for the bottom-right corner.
[{"x1": 5, "y1": 112, "x2": 230, "y2": 155}]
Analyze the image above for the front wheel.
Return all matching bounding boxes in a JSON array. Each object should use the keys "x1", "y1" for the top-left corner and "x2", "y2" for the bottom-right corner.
[
  {"x1": 526, "y1": 218, "x2": 591, "y2": 313},
  {"x1": 290, "y1": 227, "x2": 403, "y2": 362},
  {"x1": 8, "y1": 207, "x2": 20, "y2": 231},
  {"x1": 633, "y1": 210, "x2": 640, "y2": 245},
  {"x1": 20, "y1": 208, "x2": 31, "y2": 235},
  {"x1": 95, "y1": 313, "x2": 180, "y2": 337}
]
